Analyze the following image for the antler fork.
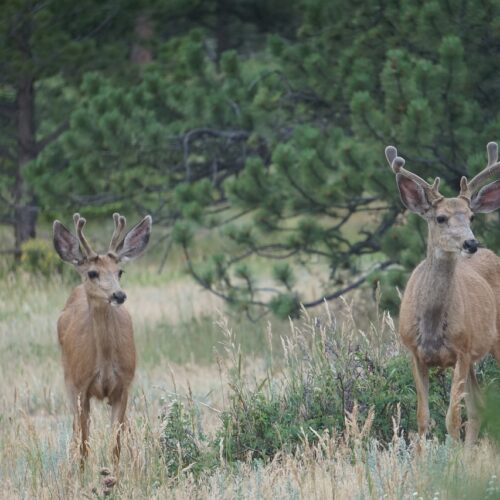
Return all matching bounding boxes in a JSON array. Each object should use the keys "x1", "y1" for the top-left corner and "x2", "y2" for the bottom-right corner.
[
  {"x1": 73, "y1": 213, "x2": 97, "y2": 259},
  {"x1": 108, "y1": 212, "x2": 127, "y2": 254},
  {"x1": 385, "y1": 146, "x2": 443, "y2": 204},
  {"x1": 460, "y1": 142, "x2": 500, "y2": 199}
]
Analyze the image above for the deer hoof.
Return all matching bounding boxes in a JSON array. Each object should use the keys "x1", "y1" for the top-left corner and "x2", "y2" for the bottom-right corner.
[{"x1": 100, "y1": 467, "x2": 112, "y2": 476}]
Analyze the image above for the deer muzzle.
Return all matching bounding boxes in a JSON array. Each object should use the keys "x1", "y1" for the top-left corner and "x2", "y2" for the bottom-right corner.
[
  {"x1": 111, "y1": 291, "x2": 127, "y2": 305},
  {"x1": 462, "y1": 239, "x2": 479, "y2": 254}
]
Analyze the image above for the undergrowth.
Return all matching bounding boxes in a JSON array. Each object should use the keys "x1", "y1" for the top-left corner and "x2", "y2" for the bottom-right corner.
[{"x1": 160, "y1": 300, "x2": 500, "y2": 475}]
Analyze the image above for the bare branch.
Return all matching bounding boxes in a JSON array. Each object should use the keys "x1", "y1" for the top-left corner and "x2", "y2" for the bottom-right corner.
[{"x1": 181, "y1": 128, "x2": 249, "y2": 181}]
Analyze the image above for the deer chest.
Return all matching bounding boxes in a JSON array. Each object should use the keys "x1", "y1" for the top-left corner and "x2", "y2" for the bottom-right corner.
[
  {"x1": 89, "y1": 363, "x2": 122, "y2": 400},
  {"x1": 413, "y1": 312, "x2": 457, "y2": 366}
]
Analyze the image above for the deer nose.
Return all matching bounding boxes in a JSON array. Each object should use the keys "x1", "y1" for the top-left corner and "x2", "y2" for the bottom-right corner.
[
  {"x1": 112, "y1": 291, "x2": 127, "y2": 304},
  {"x1": 463, "y1": 239, "x2": 479, "y2": 254}
]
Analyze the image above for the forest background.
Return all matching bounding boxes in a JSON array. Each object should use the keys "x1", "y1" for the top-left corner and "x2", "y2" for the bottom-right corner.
[
  {"x1": 2, "y1": 0, "x2": 500, "y2": 317},
  {"x1": 1, "y1": 1, "x2": 500, "y2": 498}
]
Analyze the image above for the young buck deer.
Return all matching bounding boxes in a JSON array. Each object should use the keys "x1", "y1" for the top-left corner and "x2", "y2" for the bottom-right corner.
[
  {"x1": 385, "y1": 142, "x2": 500, "y2": 443},
  {"x1": 53, "y1": 212, "x2": 152, "y2": 464}
]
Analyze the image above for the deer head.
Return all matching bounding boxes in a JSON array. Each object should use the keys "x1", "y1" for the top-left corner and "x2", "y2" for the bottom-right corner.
[
  {"x1": 385, "y1": 142, "x2": 500, "y2": 256},
  {"x1": 53, "y1": 213, "x2": 152, "y2": 305}
]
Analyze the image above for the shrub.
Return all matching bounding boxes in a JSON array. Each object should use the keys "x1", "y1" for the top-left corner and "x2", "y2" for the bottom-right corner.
[
  {"x1": 479, "y1": 355, "x2": 500, "y2": 445},
  {"x1": 159, "y1": 400, "x2": 214, "y2": 477},
  {"x1": 214, "y1": 304, "x2": 500, "y2": 463},
  {"x1": 160, "y1": 307, "x2": 500, "y2": 470},
  {"x1": 363, "y1": 355, "x2": 452, "y2": 442},
  {"x1": 20, "y1": 238, "x2": 62, "y2": 276},
  {"x1": 215, "y1": 304, "x2": 397, "y2": 462}
]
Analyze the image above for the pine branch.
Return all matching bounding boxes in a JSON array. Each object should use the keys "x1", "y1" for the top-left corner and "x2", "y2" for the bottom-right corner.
[
  {"x1": 36, "y1": 120, "x2": 69, "y2": 153},
  {"x1": 181, "y1": 127, "x2": 249, "y2": 181},
  {"x1": 70, "y1": 192, "x2": 125, "y2": 205},
  {"x1": 182, "y1": 241, "x2": 268, "y2": 308},
  {"x1": 302, "y1": 260, "x2": 393, "y2": 308}
]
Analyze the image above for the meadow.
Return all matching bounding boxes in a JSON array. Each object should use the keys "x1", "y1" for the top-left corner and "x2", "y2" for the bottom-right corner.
[
  {"x1": 1, "y1": 242, "x2": 500, "y2": 499},
  {"x1": 2, "y1": 0, "x2": 500, "y2": 497}
]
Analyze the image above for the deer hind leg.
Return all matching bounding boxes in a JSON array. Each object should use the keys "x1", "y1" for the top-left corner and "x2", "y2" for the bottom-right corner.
[
  {"x1": 110, "y1": 389, "x2": 129, "y2": 465},
  {"x1": 446, "y1": 354, "x2": 470, "y2": 440},
  {"x1": 464, "y1": 366, "x2": 483, "y2": 445},
  {"x1": 412, "y1": 356, "x2": 430, "y2": 438}
]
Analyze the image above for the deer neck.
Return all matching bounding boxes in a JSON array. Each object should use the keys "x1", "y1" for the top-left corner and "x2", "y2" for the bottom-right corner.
[
  {"x1": 88, "y1": 299, "x2": 120, "y2": 361},
  {"x1": 422, "y1": 246, "x2": 458, "y2": 305}
]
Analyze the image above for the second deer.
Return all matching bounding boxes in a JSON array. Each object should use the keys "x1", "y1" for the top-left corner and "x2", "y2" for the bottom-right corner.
[
  {"x1": 53, "y1": 212, "x2": 151, "y2": 464},
  {"x1": 385, "y1": 142, "x2": 500, "y2": 443}
]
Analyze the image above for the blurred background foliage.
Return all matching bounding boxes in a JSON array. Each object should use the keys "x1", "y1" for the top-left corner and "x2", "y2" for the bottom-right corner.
[{"x1": 1, "y1": 0, "x2": 500, "y2": 317}]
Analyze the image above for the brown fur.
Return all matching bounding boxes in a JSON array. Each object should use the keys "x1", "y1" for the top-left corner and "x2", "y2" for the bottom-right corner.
[
  {"x1": 59, "y1": 257, "x2": 135, "y2": 463},
  {"x1": 53, "y1": 213, "x2": 151, "y2": 466},
  {"x1": 400, "y1": 245, "x2": 500, "y2": 441},
  {"x1": 385, "y1": 144, "x2": 500, "y2": 443}
]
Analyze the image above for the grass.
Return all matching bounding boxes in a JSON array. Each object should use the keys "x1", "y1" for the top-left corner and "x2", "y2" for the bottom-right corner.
[
  {"x1": 1, "y1": 262, "x2": 500, "y2": 498},
  {"x1": 140, "y1": 315, "x2": 282, "y2": 366}
]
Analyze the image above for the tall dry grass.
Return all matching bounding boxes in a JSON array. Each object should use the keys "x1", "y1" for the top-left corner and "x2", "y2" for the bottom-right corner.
[{"x1": 0, "y1": 271, "x2": 499, "y2": 499}]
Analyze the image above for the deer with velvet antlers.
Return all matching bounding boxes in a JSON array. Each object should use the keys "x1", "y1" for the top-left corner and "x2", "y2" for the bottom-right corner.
[
  {"x1": 385, "y1": 142, "x2": 500, "y2": 443},
  {"x1": 53, "y1": 212, "x2": 152, "y2": 464}
]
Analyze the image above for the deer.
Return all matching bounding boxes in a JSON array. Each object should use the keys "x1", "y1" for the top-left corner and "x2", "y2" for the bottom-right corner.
[
  {"x1": 385, "y1": 142, "x2": 500, "y2": 444},
  {"x1": 53, "y1": 212, "x2": 152, "y2": 465}
]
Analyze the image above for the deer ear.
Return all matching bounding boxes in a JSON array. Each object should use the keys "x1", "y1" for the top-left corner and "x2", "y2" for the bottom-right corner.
[
  {"x1": 471, "y1": 180, "x2": 500, "y2": 213},
  {"x1": 117, "y1": 215, "x2": 152, "y2": 262},
  {"x1": 53, "y1": 221, "x2": 84, "y2": 264},
  {"x1": 396, "y1": 174, "x2": 431, "y2": 215}
]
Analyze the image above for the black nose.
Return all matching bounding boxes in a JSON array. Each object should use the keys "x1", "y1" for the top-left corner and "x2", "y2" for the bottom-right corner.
[
  {"x1": 112, "y1": 291, "x2": 127, "y2": 304},
  {"x1": 463, "y1": 239, "x2": 479, "y2": 254}
]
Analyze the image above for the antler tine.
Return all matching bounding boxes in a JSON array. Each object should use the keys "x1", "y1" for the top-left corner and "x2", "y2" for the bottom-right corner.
[
  {"x1": 487, "y1": 141, "x2": 498, "y2": 166},
  {"x1": 385, "y1": 145, "x2": 442, "y2": 201},
  {"x1": 463, "y1": 142, "x2": 500, "y2": 197},
  {"x1": 108, "y1": 212, "x2": 127, "y2": 253},
  {"x1": 72, "y1": 213, "x2": 97, "y2": 259}
]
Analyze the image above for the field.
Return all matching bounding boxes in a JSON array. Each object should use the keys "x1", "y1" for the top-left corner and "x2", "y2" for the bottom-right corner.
[{"x1": 1, "y1": 256, "x2": 500, "y2": 499}]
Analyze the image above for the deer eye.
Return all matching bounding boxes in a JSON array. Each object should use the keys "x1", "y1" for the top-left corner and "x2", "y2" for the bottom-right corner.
[
  {"x1": 88, "y1": 270, "x2": 99, "y2": 279},
  {"x1": 118, "y1": 270, "x2": 124, "y2": 278},
  {"x1": 470, "y1": 215, "x2": 475, "y2": 222},
  {"x1": 436, "y1": 215, "x2": 447, "y2": 224}
]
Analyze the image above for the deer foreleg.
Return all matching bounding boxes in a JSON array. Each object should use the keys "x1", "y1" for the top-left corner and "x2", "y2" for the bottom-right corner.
[
  {"x1": 70, "y1": 392, "x2": 90, "y2": 467},
  {"x1": 446, "y1": 355, "x2": 469, "y2": 440},
  {"x1": 110, "y1": 389, "x2": 128, "y2": 464},
  {"x1": 412, "y1": 356, "x2": 430, "y2": 438}
]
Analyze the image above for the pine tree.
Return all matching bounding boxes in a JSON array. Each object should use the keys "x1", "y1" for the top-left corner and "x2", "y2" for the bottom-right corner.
[
  {"x1": 28, "y1": 0, "x2": 500, "y2": 317},
  {"x1": 0, "y1": 0, "x2": 142, "y2": 257},
  {"x1": 178, "y1": 0, "x2": 500, "y2": 316}
]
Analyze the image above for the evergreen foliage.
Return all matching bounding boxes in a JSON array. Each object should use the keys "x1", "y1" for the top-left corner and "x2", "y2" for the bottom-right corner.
[
  {"x1": 2, "y1": 0, "x2": 499, "y2": 314},
  {"x1": 0, "y1": 0, "x2": 143, "y2": 255}
]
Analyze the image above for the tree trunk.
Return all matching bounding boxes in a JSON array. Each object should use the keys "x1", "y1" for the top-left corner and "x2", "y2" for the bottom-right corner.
[
  {"x1": 215, "y1": 0, "x2": 229, "y2": 71},
  {"x1": 13, "y1": 75, "x2": 37, "y2": 259}
]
